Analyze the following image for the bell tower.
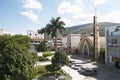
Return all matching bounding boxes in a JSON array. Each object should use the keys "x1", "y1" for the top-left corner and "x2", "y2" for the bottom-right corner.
[{"x1": 93, "y1": 16, "x2": 100, "y2": 62}]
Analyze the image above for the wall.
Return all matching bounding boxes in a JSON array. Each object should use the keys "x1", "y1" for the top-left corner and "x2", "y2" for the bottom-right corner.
[{"x1": 105, "y1": 25, "x2": 120, "y2": 64}]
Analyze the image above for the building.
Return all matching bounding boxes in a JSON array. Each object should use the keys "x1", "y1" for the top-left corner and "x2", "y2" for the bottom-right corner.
[
  {"x1": 105, "y1": 25, "x2": 120, "y2": 68},
  {"x1": 0, "y1": 29, "x2": 11, "y2": 35},
  {"x1": 68, "y1": 34, "x2": 81, "y2": 54},
  {"x1": 27, "y1": 30, "x2": 44, "y2": 53},
  {"x1": 47, "y1": 37, "x2": 63, "y2": 50},
  {"x1": 77, "y1": 35, "x2": 105, "y2": 60},
  {"x1": 62, "y1": 34, "x2": 68, "y2": 49},
  {"x1": 77, "y1": 16, "x2": 106, "y2": 62},
  {"x1": 60, "y1": 34, "x2": 81, "y2": 54},
  {"x1": 0, "y1": 29, "x2": 3, "y2": 35},
  {"x1": 27, "y1": 30, "x2": 44, "y2": 39}
]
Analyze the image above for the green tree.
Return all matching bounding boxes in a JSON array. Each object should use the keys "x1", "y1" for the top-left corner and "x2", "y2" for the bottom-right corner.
[
  {"x1": 12, "y1": 34, "x2": 31, "y2": 49},
  {"x1": 52, "y1": 49, "x2": 69, "y2": 70},
  {"x1": 0, "y1": 35, "x2": 36, "y2": 80},
  {"x1": 0, "y1": 35, "x2": 14, "y2": 52},
  {"x1": 38, "y1": 17, "x2": 65, "y2": 51},
  {"x1": 99, "y1": 48, "x2": 105, "y2": 63},
  {"x1": 36, "y1": 41, "x2": 48, "y2": 52},
  {"x1": 0, "y1": 42, "x2": 35, "y2": 80},
  {"x1": 0, "y1": 35, "x2": 31, "y2": 54}
]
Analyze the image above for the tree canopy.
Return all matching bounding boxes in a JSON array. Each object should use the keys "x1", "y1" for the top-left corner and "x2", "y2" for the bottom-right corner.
[
  {"x1": 0, "y1": 35, "x2": 36, "y2": 80},
  {"x1": 36, "y1": 41, "x2": 48, "y2": 52},
  {"x1": 12, "y1": 34, "x2": 31, "y2": 49},
  {"x1": 38, "y1": 17, "x2": 65, "y2": 51},
  {"x1": 52, "y1": 49, "x2": 69, "y2": 70}
]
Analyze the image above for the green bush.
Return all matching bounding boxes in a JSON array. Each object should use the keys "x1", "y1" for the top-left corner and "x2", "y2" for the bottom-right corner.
[
  {"x1": 38, "y1": 57, "x2": 49, "y2": 61},
  {"x1": 36, "y1": 41, "x2": 48, "y2": 52},
  {"x1": 43, "y1": 51, "x2": 53, "y2": 57},
  {"x1": 36, "y1": 65, "x2": 63, "y2": 78},
  {"x1": 52, "y1": 49, "x2": 69, "y2": 70},
  {"x1": 36, "y1": 66, "x2": 48, "y2": 77}
]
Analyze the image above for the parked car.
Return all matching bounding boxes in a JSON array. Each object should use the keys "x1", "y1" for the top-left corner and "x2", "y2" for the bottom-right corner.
[
  {"x1": 79, "y1": 68, "x2": 97, "y2": 76},
  {"x1": 69, "y1": 60, "x2": 75, "y2": 67},
  {"x1": 78, "y1": 67, "x2": 88, "y2": 73},
  {"x1": 71, "y1": 63, "x2": 82, "y2": 70}
]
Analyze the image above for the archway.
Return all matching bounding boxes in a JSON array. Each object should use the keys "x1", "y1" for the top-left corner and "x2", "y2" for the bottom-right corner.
[
  {"x1": 78, "y1": 36, "x2": 93, "y2": 59},
  {"x1": 84, "y1": 45, "x2": 88, "y2": 56}
]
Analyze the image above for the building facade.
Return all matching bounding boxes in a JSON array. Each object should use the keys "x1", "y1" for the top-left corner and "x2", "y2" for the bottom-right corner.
[
  {"x1": 105, "y1": 25, "x2": 120, "y2": 67},
  {"x1": 27, "y1": 30, "x2": 44, "y2": 53},
  {"x1": 0, "y1": 29, "x2": 3, "y2": 35},
  {"x1": 0, "y1": 29, "x2": 10, "y2": 35},
  {"x1": 77, "y1": 35, "x2": 105, "y2": 60},
  {"x1": 61, "y1": 34, "x2": 81, "y2": 54},
  {"x1": 77, "y1": 16, "x2": 106, "y2": 62}
]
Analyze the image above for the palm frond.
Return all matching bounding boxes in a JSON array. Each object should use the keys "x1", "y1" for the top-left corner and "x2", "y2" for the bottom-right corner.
[{"x1": 38, "y1": 28, "x2": 45, "y2": 34}]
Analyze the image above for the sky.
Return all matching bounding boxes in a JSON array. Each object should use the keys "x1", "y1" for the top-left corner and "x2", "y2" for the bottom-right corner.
[{"x1": 0, "y1": 0, "x2": 120, "y2": 34}]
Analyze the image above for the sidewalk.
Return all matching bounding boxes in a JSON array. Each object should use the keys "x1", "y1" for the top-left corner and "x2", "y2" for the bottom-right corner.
[{"x1": 61, "y1": 66, "x2": 86, "y2": 80}]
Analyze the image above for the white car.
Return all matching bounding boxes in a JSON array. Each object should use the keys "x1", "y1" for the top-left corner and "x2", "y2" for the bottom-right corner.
[
  {"x1": 78, "y1": 67, "x2": 88, "y2": 73},
  {"x1": 71, "y1": 63, "x2": 82, "y2": 70},
  {"x1": 78, "y1": 68, "x2": 98, "y2": 76}
]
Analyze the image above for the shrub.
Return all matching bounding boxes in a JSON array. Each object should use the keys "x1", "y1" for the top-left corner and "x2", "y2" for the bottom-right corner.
[
  {"x1": 52, "y1": 49, "x2": 69, "y2": 70},
  {"x1": 36, "y1": 65, "x2": 63, "y2": 78},
  {"x1": 36, "y1": 41, "x2": 48, "y2": 52},
  {"x1": 43, "y1": 51, "x2": 53, "y2": 57},
  {"x1": 38, "y1": 57, "x2": 49, "y2": 61}
]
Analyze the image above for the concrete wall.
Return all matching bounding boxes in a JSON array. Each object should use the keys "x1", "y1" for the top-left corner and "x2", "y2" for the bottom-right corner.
[{"x1": 105, "y1": 26, "x2": 120, "y2": 64}]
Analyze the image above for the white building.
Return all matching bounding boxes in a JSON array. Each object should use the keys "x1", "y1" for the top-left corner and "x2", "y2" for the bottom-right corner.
[
  {"x1": 62, "y1": 34, "x2": 69, "y2": 48},
  {"x1": 27, "y1": 30, "x2": 44, "y2": 39},
  {"x1": 61, "y1": 34, "x2": 81, "y2": 54},
  {"x1": 68, "y1": 34, "x2": 81, "y2": 54},
  {"x1": 47, "y1": 40, "x2": 54, "y2": 50},
  {"x1": 48, "y1": 37, "x2": 63, "y2": 50},
  {"x1": 27, "y1": 30, "x2": 44, "y2": 53},
  {"x1": 105, "y1": 25, "x2": 120, "y2": 68},
  {"x1": 0, "y1": 29, "x2": 3, "y2": 35},
  {"x1": 46, "y1": 34, "x2": 81, "y2": 53},
  {"x1": 0, "y1": 29, "x2": 11, "y2": 35},
  {"x1": 70, "y1": 34, "x2": 81, "y2": 50}
]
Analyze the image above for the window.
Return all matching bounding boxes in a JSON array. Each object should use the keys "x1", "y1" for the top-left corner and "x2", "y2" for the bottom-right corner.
[{"x1": 112, "y1": 39, "x2": 117, "y2": 44}]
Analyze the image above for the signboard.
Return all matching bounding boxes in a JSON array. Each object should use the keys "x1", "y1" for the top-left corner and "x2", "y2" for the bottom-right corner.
[{"x1": 112, "y1": 56, "x2": 120, "y2": 61}]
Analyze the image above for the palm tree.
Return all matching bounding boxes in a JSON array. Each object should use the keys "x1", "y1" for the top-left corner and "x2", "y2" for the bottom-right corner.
[{"x1": 38, "y1": 17, "x2": 65, "y2": 51}]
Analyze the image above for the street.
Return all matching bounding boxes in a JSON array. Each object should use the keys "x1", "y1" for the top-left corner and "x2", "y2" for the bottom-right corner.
[{"x1": 69, "y1": 55, "x2": 120, "y2": 80}]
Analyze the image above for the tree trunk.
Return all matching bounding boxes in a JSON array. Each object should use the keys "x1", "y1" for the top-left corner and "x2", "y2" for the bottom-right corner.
[{"x1": 54, "y1": 36, "x2": 57, "y2": 51}]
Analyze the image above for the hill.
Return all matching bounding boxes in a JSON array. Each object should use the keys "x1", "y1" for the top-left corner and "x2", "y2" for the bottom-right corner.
[{"x1": 65, "y1": 22, "x2": 120, "y2": 36}]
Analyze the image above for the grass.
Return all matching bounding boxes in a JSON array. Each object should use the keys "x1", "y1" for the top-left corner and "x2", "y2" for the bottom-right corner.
[
  {"x1": 35, "y1": 64, "x2": 72, "y2": 80},
  {"x1": 36, "y1": 64, "x2": 63, "y2": 78}
]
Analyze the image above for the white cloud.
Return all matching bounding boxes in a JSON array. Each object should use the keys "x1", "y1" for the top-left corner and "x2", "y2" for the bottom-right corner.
[
  {"x1": 60, "y1": 18, "x2": 72, "y2": 26},
  {"x1": 91, "y1": 0, "x2": 108, "y2": 5},
  {"x1": 58, "y1": 0, "x2": 94, "y2": 24},
  {"x1": 21, "y1": 10, "x2": 38, "y2": 22},
  {"x1": 75, "y1": 0, "x2": 83, "y2": 4},
  {"x1": 100, "y1": 10, "x2": 120, "y2": 23},
  {"x1": 58, "y1": 0, "x2": 83, "y2": 15},
  {"x1": 73, "y1": 13, "x2": 94, "y2": 23},
  {"x1": 21, "y1": 0, "x2": 42, "y2": 22},
  {"x1": 57, "y1": 0, "x2": 95, "y2": 25},
  {"x1": 22, "y1": 0, "x2": 42, "y2": 10}
]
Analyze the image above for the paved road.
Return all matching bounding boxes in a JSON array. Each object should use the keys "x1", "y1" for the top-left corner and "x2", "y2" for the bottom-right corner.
[
  {"x1": 34, "y1": 55, "x2": 120, "y2": 80},
  {"x1": 61, "y1": 66, "x2": 86, "y2": 80},
  {"x1": 69, "y1": 55, "x2": 120, "y2": 80}
]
